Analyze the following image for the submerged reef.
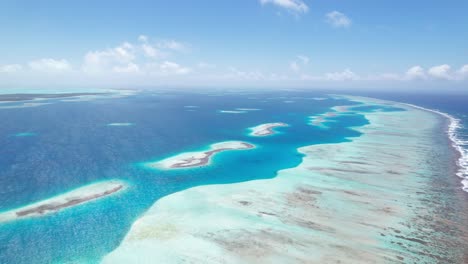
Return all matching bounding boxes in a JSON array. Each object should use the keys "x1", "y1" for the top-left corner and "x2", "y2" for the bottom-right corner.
[{"x1": 104, "y1": 96, "x2": 468, "y2": 263}]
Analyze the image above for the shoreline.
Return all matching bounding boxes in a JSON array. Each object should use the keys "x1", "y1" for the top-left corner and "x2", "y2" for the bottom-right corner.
[{"x1": 104, "y1": 96, "x2": 468, "y2": 263}]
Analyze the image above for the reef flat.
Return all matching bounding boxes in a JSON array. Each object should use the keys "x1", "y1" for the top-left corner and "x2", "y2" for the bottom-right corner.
[
  {"x1": 248, "y1": 123, "x2": 289, "y2": 136},
  {"x1": 145, "y1": 141, "x2": 255, "y2": 169},
  {"x1": 309, "y1": 104, "x2": 350, "y2": 128},
  {"x1": 0, "y1": 93, "x2": 107, "y2": 102},
  {"x1": 0, "y1": 180, "x2": 125, "y2": 223},
  {"x1": 104, "y1": 96, "x2": 468, "y2": 263}
]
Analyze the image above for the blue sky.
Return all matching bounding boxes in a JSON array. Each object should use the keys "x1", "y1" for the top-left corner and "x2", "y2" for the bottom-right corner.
[{"x1": 0, "y1": 0, "x2": 467, "y2": 90}]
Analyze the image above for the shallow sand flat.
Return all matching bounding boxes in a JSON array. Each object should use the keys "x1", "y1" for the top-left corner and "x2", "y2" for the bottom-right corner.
[
  {"x1": 309, "y1": 104, "x2": 352, "y2": 128},
  {"x1": 248, "y1": 123, "x2": 288, "y2": 136},
  {"x1": 235, "y1": 108, "x2": 260, "y2": 111},
  {"x1": 107, "y1": 123, "x2": 135, "y2": 127},
  {"x1": 0, "y1": 180, "x2": 126, "y2": 223},
  {"x1": 145, "y1": 141, "x2": 255, "y2": 169},
  {"x1": 0, "y1": 102, "x2": 52, "y2": 109},
  {"x1": 218, "y1": 110, "x2": 247, "y2": 114},
  {"x1": 13, "y1": 132, "x2": 36, "y2": 137},
  {"x1": 104, "y1": 97, "x2": 468, "y2": 263}
]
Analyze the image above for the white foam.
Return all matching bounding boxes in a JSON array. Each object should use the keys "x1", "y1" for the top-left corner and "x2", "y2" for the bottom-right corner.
[{"x1": 404, "y1": 103, "x2": 468, "y2": 193}]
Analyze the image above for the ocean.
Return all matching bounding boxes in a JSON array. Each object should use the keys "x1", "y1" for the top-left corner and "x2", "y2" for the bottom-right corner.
[{"x1": 0, "y1": 90, "x2": 466, "y2": 263}]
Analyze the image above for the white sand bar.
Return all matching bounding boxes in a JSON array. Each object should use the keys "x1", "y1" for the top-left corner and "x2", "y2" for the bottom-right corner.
[
  {"x1": 107, "y1": 123, "x2": 134, "y2": 127},
  {"x1": 0, "y1": 180, "x2": 126, "y2": 223},
  {"x1": 218, "y1": 110, "x2": 246, "y2": 114},
  {"x1": 248, "y1": 122, "x2": 288, "y2": 136},
  {"x1": 145, "y1": 141, "x2": 255, "y2": 169}
]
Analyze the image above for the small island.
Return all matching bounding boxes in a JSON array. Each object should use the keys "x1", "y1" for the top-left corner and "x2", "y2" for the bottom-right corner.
[
  {"x1": 145, "y1": 141, "x2": 255, "y2": 169},
  {"x1": 248, "y1": 122, "x2": 289, "y2": 136},
  {"x1": 0, "y1": 180, "x2": 126, "y2": 223}
]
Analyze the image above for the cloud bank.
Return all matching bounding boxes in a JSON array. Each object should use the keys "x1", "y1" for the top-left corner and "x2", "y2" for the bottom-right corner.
[
  {"x1": 326, "y1": 11, "x2": 351, "y2": 28},
  {"x1": 0, "y1": 35, "x2": 467, "y2": 89},
  {"x1": 260, "y1": 0, "x2": 309, "y2": 14}
]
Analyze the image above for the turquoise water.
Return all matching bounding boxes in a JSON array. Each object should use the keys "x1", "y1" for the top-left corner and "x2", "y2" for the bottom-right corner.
[{"x1": 0, "y1": 91, "x2": 405, "y2": 263}]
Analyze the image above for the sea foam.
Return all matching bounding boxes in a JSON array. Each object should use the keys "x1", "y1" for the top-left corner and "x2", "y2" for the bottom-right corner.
[{"x1": 404, "y1": 103, "x2": 468, "y2": 192}]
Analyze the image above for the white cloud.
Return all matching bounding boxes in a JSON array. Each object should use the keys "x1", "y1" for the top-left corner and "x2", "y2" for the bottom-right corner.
[
  {"x1": 290, "y1": 61, "x2": 300, "y2": 72},
  {"x1": 138, "y1": 35, "x2": 148, "y2": 42},
  {"x1": 138, "y1": 35, "x2": 187, "y2": 53},
  {"x1": 138, "y1": 36, "x2": 185, "y2": 57},
  {"x1": 197, "y1": 62, "x2": 216, "y2": 69},
  {"x1": 299, "y1": 64, "x2": 468, "y2": 83},
  {"x1": 226, "y1": 67, "x2": 266, "y2": 80},
  {"x1": 142, "y1": 43, "x2": 163, "y2": 58},
  {"x1": 326, "y1": 11, "x2": 351, "y2": 28},
  {"x1": 158, "y1": 40, "x2": 186, "y2": 51},
  {"x1": 28, "y1": 59, "x2": 72, "y2": 72},
  {"x1": 300, "y1": 69, "x2": 360, "y2": 81},
  {"x1": 325, "y1": 69, "x2": 359, "y2": 81},
  {"x1": 0, "y1": 64, "x2": 22, "y2": 73},
  {"x1": 150, "y1": 61, "x2": 191, "y2": 75},
  {"x1": 457, "y1": 65, "x2": 468, "y2": 79},
  {"x1": 428, "y1": 64, "x2": 452, "y2": 80},
  {"x1": 260, "y1": 0, "x2": 309, "y2": 14},
  {"x1": 297, "y1": 55, "x2": 309, "y2": 64},
  {"x1": 113, "y1": 63, "x2": 140, "y2": 73},
  {"x1": 369, "y1": 73, "x2": 402, "y2": 81},
  {"x1": 289, "y1": 55, "x2": 309, "y2": 72},
  {"x1": 405, "y1": 66, "x2": 426, "y2": 80},
  {"x1": 83, "y1": 42, "x2": 135, "y2": 73}
]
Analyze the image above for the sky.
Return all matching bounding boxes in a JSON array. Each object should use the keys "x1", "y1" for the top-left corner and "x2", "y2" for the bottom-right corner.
[{"x1": 0, "y1": 0, "x2": 467, "y2": 91}]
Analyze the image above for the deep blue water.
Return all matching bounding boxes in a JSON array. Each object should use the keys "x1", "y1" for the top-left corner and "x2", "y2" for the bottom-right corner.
[{"x1": 0, "y1": 90, "x2": 405, "y2": 263}]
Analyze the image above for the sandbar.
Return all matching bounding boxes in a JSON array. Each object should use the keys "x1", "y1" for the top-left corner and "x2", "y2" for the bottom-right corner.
[
  {"x1": 0, "y1": 180, "x2": 126, "y2": 223},
  {"x1": 107, "y1": 123, "x2": 134, "y2": 127},
  {"x1": 248, "y1": 122, "x2": 288, "y2": 136},
  {"x1": 145, "y1": 141, "x2": 255, "y2": 169},
  {"x1": 218, "y1": 110, "x2": 247, "y2": 114}
]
